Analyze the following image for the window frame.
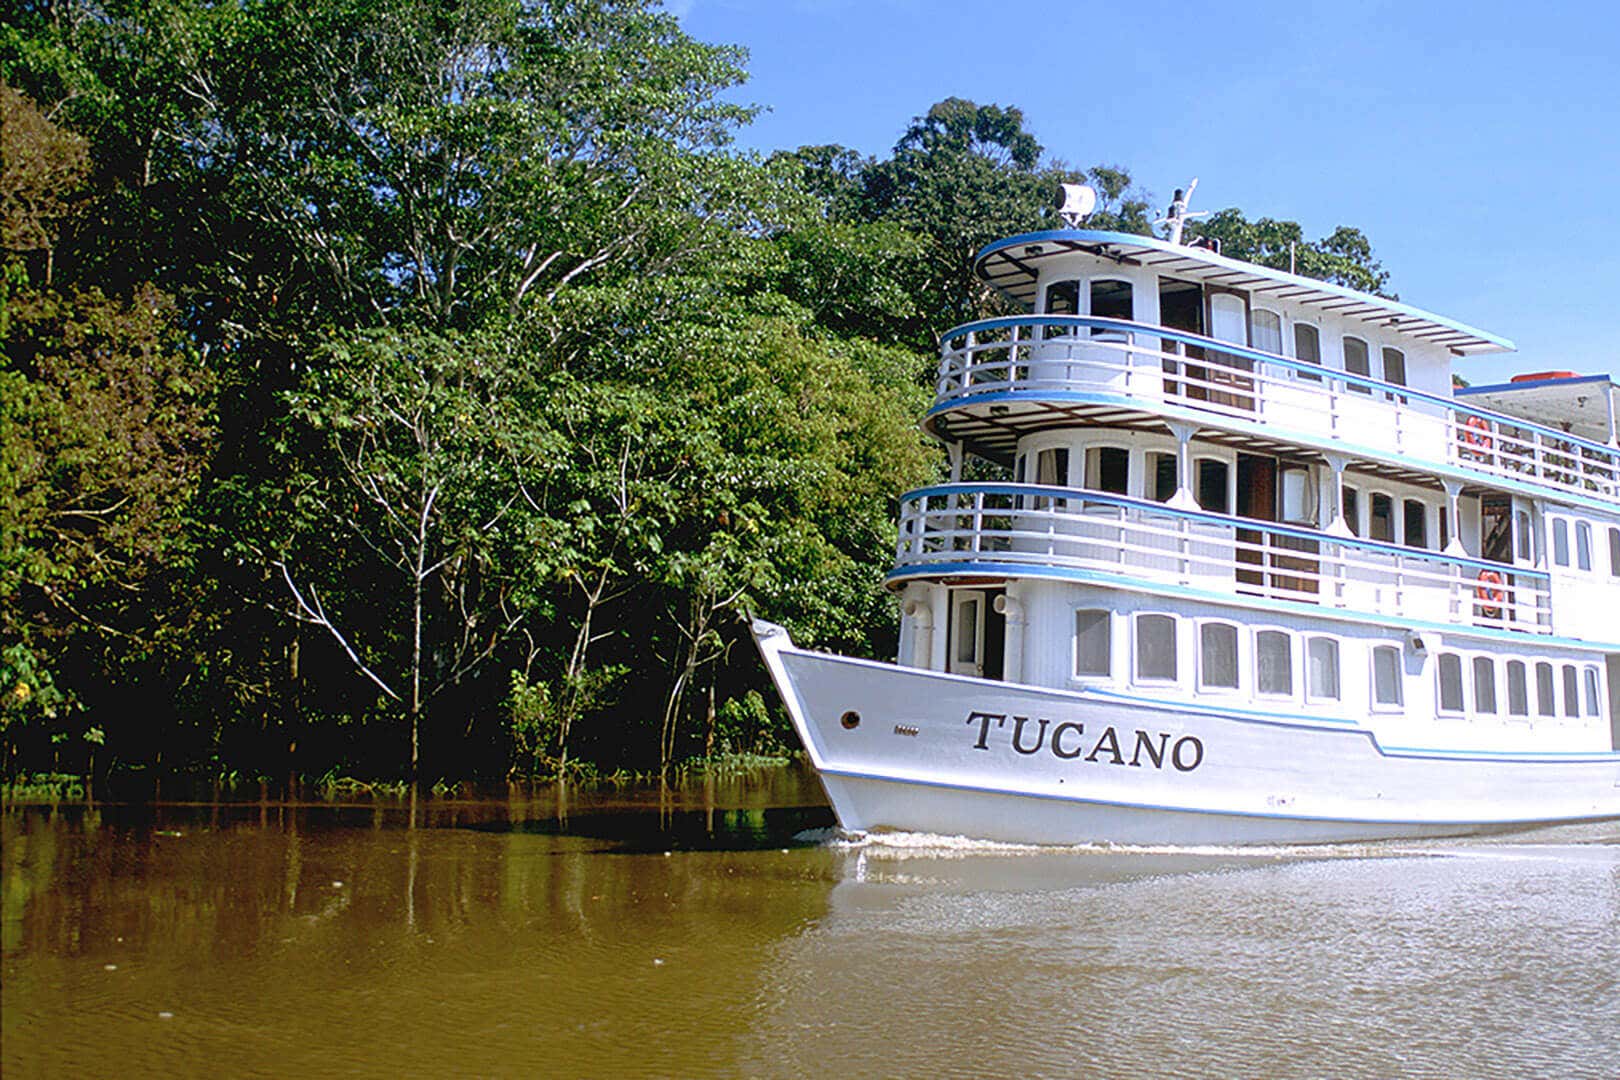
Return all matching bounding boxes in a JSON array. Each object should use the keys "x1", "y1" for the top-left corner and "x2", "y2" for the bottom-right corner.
[
  {"x1": 1305, "y1": 635, "x2": 1341, "y2": 703},
  {"x1": 1370, "y1": 644, "x2": 1404, "y2": 712},
  {"x1": 1254, "y1": 628, "x2": 1295, "y2": 699},
  {"x1": 1073, "y1": 608, "x2": 1113, "y2": 679},
  {"x1": 1437, "y1": 652, "x2": 1466, "y2": 716},
  {"x1": 1196, "y1": 619, "x2": 1241, "y2": 692},
  {"x1": 1133, "y1": 612, "x2": 1180, "y2": 685}
]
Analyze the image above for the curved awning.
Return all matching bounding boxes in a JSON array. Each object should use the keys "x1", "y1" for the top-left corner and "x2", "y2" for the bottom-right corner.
[{"x1": 974, "y1": 229, "x2": 1514, "y2": 356}]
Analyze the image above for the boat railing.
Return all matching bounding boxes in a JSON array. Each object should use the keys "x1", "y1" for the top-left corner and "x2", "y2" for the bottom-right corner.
[
  {"x1": 935, "y1": 316, "x2": 1620, "y2": 504},
  {"x1": 894, "y1": 483, "x2": 1554, "y2": 634}
]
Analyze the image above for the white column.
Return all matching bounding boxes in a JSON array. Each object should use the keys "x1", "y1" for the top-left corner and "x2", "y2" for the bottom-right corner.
[
  {"x1": 1166, "y1": 421, "x2": 1200, "y2": 510},
  {"x1": 927, "y1": 583, "x2": 950, "y2": 672},
  {"x1": 948, "y1": 442, "x2": 964, "y2": 483},
  {"x1": 1442, "y1": 479, "x2": 1466, "y2": 556},
  {"x1": 1322, "y1": 453, "x2": 1354, "y2": 538},
  {"x1": 901, "y1": 586, "x2": 933, "y2": 668}
]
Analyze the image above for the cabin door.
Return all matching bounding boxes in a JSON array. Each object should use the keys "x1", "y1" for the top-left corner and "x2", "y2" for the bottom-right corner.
[
  {"x1": 1158, "y1": 279, "x2": 1204, "y2": 401},
  {"x1": 1206, "y1": 289, "x2": 1256, "y2": 411},
  {"x1": 947, "y1": 588, "x2": 1005, "y2": 679}
]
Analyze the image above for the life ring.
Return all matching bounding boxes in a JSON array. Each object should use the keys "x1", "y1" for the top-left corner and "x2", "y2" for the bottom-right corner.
[
  {"x1": 1461, "y1": 415, "x2": 1493, "y2": 450},
  {"x1": 1475, "y1": 569, "x2": 1506, "y2": 617}
]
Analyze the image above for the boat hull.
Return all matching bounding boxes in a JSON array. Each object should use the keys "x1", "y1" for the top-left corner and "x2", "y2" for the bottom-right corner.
[{"x1": 751, "y1": 621, "x2": 1620, "y2": 846}]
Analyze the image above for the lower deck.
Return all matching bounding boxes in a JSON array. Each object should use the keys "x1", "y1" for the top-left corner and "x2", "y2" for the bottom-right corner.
[{"x1": 896, "y1": 579, "x2": 1620, "y2": 757}]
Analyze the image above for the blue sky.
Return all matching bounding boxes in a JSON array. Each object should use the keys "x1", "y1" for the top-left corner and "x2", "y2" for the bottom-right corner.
[{"x1": 677, "y1": 0, "x2": 1620, "y2": 383}]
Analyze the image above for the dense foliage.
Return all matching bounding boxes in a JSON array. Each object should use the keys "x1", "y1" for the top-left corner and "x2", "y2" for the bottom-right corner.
[{"x1": 1, "y1": 1, "x2": 1393, "y2": 784}]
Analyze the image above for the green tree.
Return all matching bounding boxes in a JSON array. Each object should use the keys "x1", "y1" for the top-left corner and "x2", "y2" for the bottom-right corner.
[{"x1": 1188, "y1": 208, "x2": 1393, "y2": 297}]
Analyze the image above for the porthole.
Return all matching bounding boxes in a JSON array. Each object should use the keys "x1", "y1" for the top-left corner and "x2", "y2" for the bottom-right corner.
[{"x1": 840, "y1": 710, "x2": 861, "y2": 730}]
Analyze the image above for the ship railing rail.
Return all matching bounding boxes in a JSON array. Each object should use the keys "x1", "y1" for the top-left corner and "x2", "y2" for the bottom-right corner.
[
  {"x1": 936, "y1": 316, "x2": 1620, "y2": 504},
  {"x1": 894, "y1": 483, "x2": 1554, "y2": 633}
]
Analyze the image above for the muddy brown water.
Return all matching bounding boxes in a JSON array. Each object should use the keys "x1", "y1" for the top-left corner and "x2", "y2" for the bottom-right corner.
[{"x1": 4, "y1": 765, "x2": 1617, "y2": 1078}]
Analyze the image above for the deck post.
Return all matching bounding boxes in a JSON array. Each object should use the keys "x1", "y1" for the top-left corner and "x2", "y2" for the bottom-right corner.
[{"x1": 1166, "y1": 421, "x2": 1200, "y2": 511}]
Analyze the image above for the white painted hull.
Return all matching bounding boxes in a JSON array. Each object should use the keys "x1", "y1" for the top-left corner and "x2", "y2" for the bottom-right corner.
[{"x1": 752, "y1": 621, "x2": 1620, "y2": 846}]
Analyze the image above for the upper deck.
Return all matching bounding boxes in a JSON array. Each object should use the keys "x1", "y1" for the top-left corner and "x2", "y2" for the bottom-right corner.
[{"x1": 928, "y1": 230, "x2": 1619, "y2": 510}]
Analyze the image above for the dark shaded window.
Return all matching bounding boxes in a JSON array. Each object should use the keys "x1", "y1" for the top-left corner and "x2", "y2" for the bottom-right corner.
[
  {"x1": 1382, "y1": 347, "x2": 1406, "y2": 388},
  {"x1": 1085, "y1": 447, "x2": 1129, "y2": 494},
  {"x1": 1090, "y1": 279, "x2": 1133, "y2": 325},
  {"x1": 1562, "y1": 665, "x2": 1580, "y2": 717},
  {"x1": 1044, "y1": 279, "x2": 1080, "y2": 315},
  {"x1": 1609, "y1": 527, "x2": 1620, "y2": 576},
  {"x1": 1403, "y1": 499, "x2": 1428, "y2": 548},
  {"x1": 1149, "y1": 452, "x2": 1177, "y2": 503},
  {"x1": 1342, "y1": 487, "x2": 1360, "y2": 536},
  {"x1": 1294, "y1": 324, "x2": 1321, "y2": 381},
  {"x1": 1370, "y1": 493, "x2": 1394, "y2": 543},
  {"x1": 1196, "y1": 459, "x2": 1229, "y2": 513},
  {"x1": 1343, "y1": 337, "x2": 1371, "y2": 393}
]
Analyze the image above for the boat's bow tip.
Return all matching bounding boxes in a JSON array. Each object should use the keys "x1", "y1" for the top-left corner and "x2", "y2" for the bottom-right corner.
[{"x1": 749, "y1": 618, "x2": 791, "y2": 645}]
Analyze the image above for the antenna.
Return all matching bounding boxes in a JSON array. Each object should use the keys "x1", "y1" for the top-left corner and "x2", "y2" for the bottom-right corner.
[
  {"x1": 1056, "y1": 183, "x2": 1097, "y2": 228},
  {"x1": 1154, "y1": 177, "x2": 1209, "y2": 246}
]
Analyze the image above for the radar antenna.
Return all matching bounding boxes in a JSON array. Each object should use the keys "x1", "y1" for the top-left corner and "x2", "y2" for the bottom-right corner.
[
  {"x1": 1056, "y1": 183, "x2": 1098, "y2": 228},
  {"x1": 1155, "y1": 177, "x2": 1209, "y2": 246}
]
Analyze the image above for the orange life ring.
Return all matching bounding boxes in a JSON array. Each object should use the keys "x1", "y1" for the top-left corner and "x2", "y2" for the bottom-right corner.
[
  {"x1": 1461, "y1": 414, "x2": 1493, "y2": 450},
  {"x1": 1475, "y1": 569, "x2": 1506, "y2": 616}
]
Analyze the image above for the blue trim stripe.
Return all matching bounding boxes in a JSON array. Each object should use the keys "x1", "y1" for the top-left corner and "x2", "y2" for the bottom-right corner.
[
  {"x1": 971, "y1": 229, "x2": 1514, "y2": 352},
  {"x1": 882, "y1": 558, "x2": 1620, "y2": 652}
]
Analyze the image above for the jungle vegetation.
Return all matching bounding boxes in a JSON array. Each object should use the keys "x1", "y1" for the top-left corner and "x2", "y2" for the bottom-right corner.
[{"x1": 0, "y1": 0, "x2": 1390, "y2": 785}]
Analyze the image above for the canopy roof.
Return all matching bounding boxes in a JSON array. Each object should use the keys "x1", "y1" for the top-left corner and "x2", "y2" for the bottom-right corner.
[
  {"x1": 974, "y1": 229, "x2": 1514, "y2": 356},
  {"x1": 1455, "y1": 373, "x2": 1619, "y2": 445}
]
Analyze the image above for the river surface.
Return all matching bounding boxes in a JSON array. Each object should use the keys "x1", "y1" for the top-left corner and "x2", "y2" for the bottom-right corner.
[{"x1": 4, "y1": 765, "x2": 1617, "y2": 1079}]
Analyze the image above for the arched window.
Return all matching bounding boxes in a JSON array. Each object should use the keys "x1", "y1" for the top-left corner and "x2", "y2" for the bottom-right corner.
[
  {"x1": 1343, "y1": 337, "x2": 1371, "y2": 394},
  {"x1": 1135, "y1": 614, "x2": 1178, "y2": 682},
  {"x1": 1089, "y1": 279, "x2": 1133, "y2": 330},
  {"x1": 1437, "y1": 654, "x2": 1465, "y2": 714},
  {"x1": 1371, "y1": 645, "x2": 1403, "y2": 709},
  {"x1": 1199, "y1": 622, "x2": 1239, "y2": 690},
  {"x1": 1255, "y1": 630, "x2": 1293, "y2": 696},
  {"x1": 1250, "y1": 309, "x2": 1283, "y2": 355},
  {"x1": 1293, "y1": 323, "x2": 1322, "y2": 382}
]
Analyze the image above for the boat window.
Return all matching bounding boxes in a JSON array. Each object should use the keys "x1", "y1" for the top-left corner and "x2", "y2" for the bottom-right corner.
[
  {"x1": 1372, "y1": 645, "x2": 1403, "y2": 708},
  {"x1": 1148, "y1": 452, "x2": 1178, "y2": 503},
  {"x1": 1043, "y1": 279, "x2": 1080, "y2": 315},
  {"x1": 1293, "y1": 323, "x2": 1322, "y2": 381},
  {"x1": 1251, "y1": 310, "x2": 1283, "y2": 355},
  {"x1": 1342, "y1": 486, "x2": 1360, "y2": 536},
  {"x1": 1403, "y1": 499, "x2": 1428, "y2": 548},
  {"x1": 1089, "y1": 279, "x2": 1133, "y2": 327},
  {"x1": 1075, "y1": 609, "x2": 1111, "y2": 676},
  {"x1": 1610, "y1": 527, "x2": 1620, "y2": 576},
  {"x1": 1562, "y1": 665, "x2": 1580, "y2": 717},
  {"x1": 1515, "y1": 510, "x2": 1533, "y2": 562},
  {"x1": 1369, "y1": 494, "x2": 1394, "y2": 543},
  {"x1": 1576, "y1": 522, "x2": 1593, "y2": 571},
  {"x1": 1439, "y1": 506, "x2": 1450, "y2": 550},
  {"x1": 1280, "y1": 465, "x2": 1317, "y2": 525},
  {"x1": 1199, "y1": 622, "x2": 1239, "y2": 690},
  {"x1": 1085, "y1": 446, "x2": 1129, "y2": 495},
  {"x1": 1036, "y1": 447, "x2": 1070, "y2": 487},
  {"x1": 955, "y1": 599, "x2": 980, "y2": 665},
  {"x1": 1043, "y1": 279, "x2": 1081, "y2": 339},
  {"x1": 1473, "y1": 657, "x2": 1497, "y2": 714},
  {"x1": 1437, "y1": 653, "x2": 1465, "y2": 713},
  {"x1": 1343, "y1": 337, "x2": 1371, "y2": 393},
  {"x1": 1014, "y1": 453, "x2": 1026, "y2": 483},
  {"x1": 1381, "y1": 347, "x2": 1407, "y2": 392},
  {"x1": 1196, "y1": 459, "x2": 1230, "y2": 513},
  {"x1": 1135, "y1": 614, "x2": 1178, "y2": 681},
  {"x1": 1256, "y1": 630, "x2": 1293, "y2": 695},
  {"x1": 1306, "y1": 636, "x2": 1340, "y2": 701},
  {"x1": 1552, "y1": 518, "x2": 1570, "y2": 567},
  {"x1": 1506, "y1": 661, "x2": 1529, "y2": 717},
  {"x1": 1535, "y1": 662, "x2": 1556, "y2": 717},
  {"x1": 1585, "y1": 667, "x2": 1601, "y2": 716}
]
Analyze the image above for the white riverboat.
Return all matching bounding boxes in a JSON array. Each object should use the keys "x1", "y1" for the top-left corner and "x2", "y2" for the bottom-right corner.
[{"x1": 753, "y1": 190, "x2": 1620, "y2": 845}]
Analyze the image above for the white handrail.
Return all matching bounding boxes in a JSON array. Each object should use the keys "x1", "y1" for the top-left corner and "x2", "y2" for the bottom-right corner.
[
  {"x1": 933, "y1": 317, "x2": 1620, "y2": 505},
  {"x1": 894, "y1": 484, "x2": 1554, "y2": 634}
]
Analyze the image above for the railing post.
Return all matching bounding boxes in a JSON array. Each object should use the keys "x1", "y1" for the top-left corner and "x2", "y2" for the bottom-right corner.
[{"x1": 971, "y1": 492, "x2": 984, "y2": 555}]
